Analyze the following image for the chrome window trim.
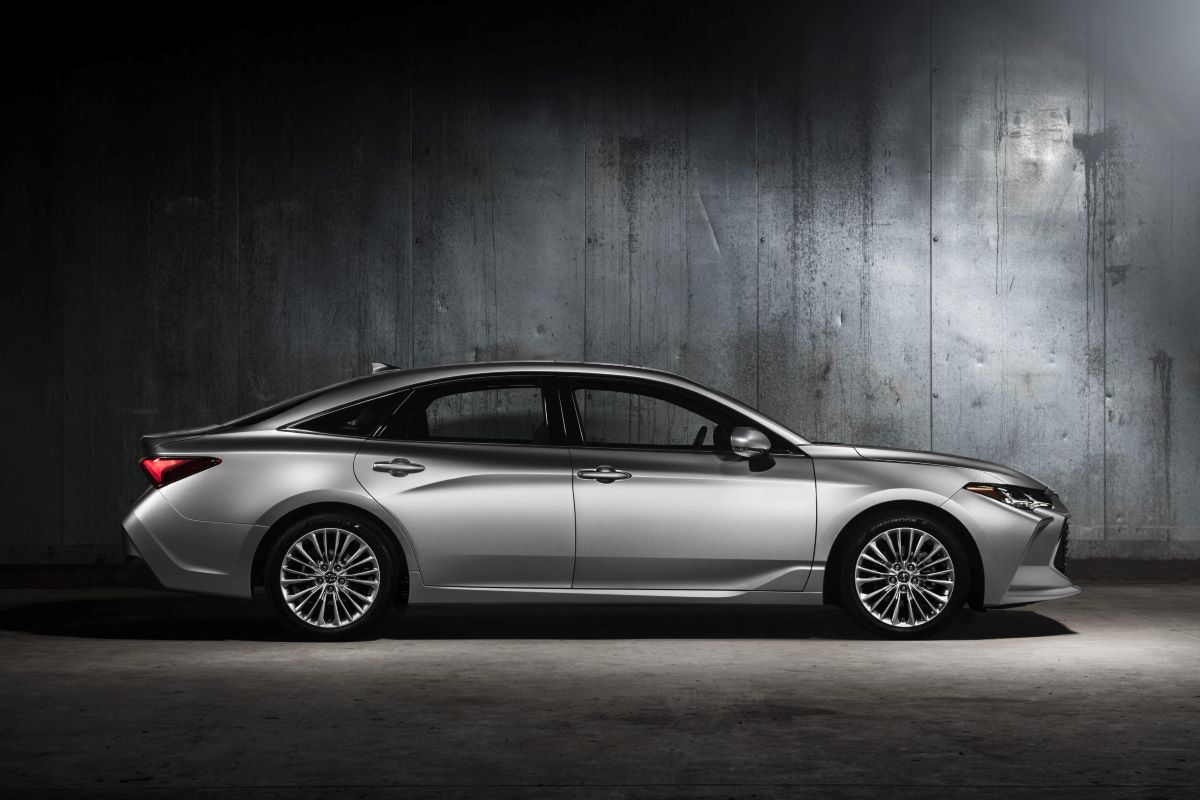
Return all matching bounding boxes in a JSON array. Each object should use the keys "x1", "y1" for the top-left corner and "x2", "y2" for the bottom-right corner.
[
  {"x1": 370, "y1": 373, "x2": 564, "y2": 448},
  {"x1": 557, "y1": 373, "x2": 799, "y2": 455},
  {"x1": 237, "y1": 362, "x2": 809, "y2": 446}
]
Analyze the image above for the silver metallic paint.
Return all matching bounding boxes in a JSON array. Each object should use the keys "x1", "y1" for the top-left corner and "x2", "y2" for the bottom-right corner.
[
  {"x1": 570, "y1": 449, "x2": 815, "y2": 591},
  {"x1": 941, "y1": 487, "x2": 1074, "y2": 606},
  {"x1": 729, "y1": 427, "x2": 772, "y2": 457},
  {"x1": 124, "y1": 361, "x2": 1079, "y2": 610},
  {"x1": 354, "y1": 440, "x2": 576, "y2": 588},
  {"x1": 122, "y1": 488, "x2": 264, "y2": 598}
]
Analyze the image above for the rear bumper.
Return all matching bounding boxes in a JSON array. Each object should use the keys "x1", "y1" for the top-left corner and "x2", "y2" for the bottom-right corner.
[
  {"x1": 122, "y1": 488, "x2": 266, "y2": 599},
  {"x1": 942, "y1": 488, "x2": 1080, "y2": 608}
]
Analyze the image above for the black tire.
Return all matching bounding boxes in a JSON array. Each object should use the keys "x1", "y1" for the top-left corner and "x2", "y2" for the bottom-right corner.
[
  {"x1": 265, "y1": 511, "x2": 400, "y2": 641},
  {"x1": 837, "y1": 512, "x2": 969, "y2": 639}
]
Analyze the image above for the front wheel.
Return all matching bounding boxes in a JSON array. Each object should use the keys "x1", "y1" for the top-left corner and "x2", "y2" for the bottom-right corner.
[
  {"x1": 265, "y1": 512, "x2": 399, "y2": 641},
  {"x1": 838, "y1": 513, "x2": 969, "y2": 639}
]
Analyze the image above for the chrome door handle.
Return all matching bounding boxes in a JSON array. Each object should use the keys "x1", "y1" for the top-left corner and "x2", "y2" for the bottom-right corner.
[
  {"x1": 373, "y1": 457, "x2": 425, "y2": 477},
  {"x1": 576, "y1": 465, "x2": 632, "y2": 484}
]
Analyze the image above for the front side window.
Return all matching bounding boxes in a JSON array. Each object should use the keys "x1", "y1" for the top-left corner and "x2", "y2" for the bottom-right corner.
[
  {"x1": 381, "y1": 382, "x2": 548, "y2": 445},
  {"x1": 570, "y1": 382, "x2": 738, "y2": 449}
]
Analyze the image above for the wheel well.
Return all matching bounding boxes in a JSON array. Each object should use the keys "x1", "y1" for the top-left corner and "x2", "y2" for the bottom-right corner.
[
  {"x1": 251, "y1": 502, "x2": 410, "y2": 603},
  {"x1": 823, "y1": 500, "x2": 986, "y2": 610}
]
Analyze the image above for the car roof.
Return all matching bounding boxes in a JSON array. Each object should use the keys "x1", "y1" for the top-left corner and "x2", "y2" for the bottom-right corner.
[{"x1": 225, "y1": 360, "x2": 809, "y2": 445}]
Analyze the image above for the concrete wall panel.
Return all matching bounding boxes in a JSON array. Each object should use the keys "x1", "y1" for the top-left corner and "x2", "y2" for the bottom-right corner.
[
  {"x1": 758, "y1": 3, "x2": 932, "y2": 449},
  {"x1": 1098, "y1": 2, "x2": 1200, "y2": 555},
  {"x1": 932, "y1": 0, "x2": 1107, "y2": 542},
  {"x1": 1, "y1": 2, "x2": 1197, "y2": 562}
]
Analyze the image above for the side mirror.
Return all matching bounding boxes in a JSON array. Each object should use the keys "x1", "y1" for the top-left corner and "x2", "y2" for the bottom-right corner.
[{"x1": 729, "y1": 426, "x2": 771, "y2": 459}]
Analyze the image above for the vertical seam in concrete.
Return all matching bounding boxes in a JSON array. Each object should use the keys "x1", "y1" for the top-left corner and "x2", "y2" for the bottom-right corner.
[
  {"x1": 1101, "y1": 10, "x2": 1109, "y2": 543},
  {"x1": 754, "y1": 13, "x2": 761, "y2": 409},
  {"x1": 55, "y1": 69, "x2": 65, "y2": 546},
  {"x1": 687, "y1": 81, "x2": 695, "y2": 370},
  {"x1": 1166, "y1": 135, "x2": 1174, "y2": 524},
  {"x1": 234, "y1": 89, "x2": 242, "y2": 414},
  {"x1": 997, "y1": 11, "x2": 1008, "y2": 431},
  {"x1": 582, "y1": 62, "x2": 588, "y2": 361},
  {"x1": 995, "y1": 25, "x2": 1007, "y2": 298},
  {"x1": 928, "y1": 0, "x2": 935, "y2": 451},
  {"x1": 407, "y1": 20, "x2": 415, "y2": 368},
  {"x1": 357, "y1": 87, "x2": 367, "y2": 374},
  {"x1": 486, "y1": 56, "x2": 498, "y2": 361}
]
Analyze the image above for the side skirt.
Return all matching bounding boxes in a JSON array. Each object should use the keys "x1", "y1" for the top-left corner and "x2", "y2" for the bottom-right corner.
[{"x1": 405, "y1": 574, "x2": 825, "y2": 606}]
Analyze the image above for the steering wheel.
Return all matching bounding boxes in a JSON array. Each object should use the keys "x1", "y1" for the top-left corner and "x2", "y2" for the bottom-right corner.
[{"x1": 692, "y1": 425, "x2": 708, "y2": 448}]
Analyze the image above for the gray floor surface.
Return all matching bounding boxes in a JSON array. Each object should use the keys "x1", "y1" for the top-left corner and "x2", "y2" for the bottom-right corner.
[{"x1": 0, "y1": 584, "x2": 1197, "y2": 798}]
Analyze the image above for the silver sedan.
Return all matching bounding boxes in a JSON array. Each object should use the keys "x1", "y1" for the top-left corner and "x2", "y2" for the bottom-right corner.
[{"x1": 124, "y1": 361, "x2": 1078, "y2": 640}]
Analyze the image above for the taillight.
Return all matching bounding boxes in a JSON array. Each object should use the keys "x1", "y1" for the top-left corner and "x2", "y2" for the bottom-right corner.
[{"x1": 139, "y1": 457, "x2": 221, "y2": 488}]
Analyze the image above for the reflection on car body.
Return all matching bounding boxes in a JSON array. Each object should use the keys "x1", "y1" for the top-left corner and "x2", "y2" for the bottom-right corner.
[{"x1": 125, "y1": 361, "x2": 1078, "y2": 640}]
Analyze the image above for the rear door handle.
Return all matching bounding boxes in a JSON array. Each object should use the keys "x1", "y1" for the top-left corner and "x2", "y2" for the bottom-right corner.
[
  {"x1": 576, "y1": 465, "x2": 632, "y2": 484},
  {"x1": 373, "y1": 457, "x2": 425, "y2": 477}
]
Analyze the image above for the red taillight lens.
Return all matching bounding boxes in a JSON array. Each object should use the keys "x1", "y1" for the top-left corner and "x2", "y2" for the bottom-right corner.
[{"x1": 139, "y1": 457, "x2": 221, "y2": 488}]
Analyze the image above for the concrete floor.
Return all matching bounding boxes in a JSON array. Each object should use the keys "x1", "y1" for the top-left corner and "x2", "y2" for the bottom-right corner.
[{"x1": 0, "y1": 585, "x2": 1197, "y2": 799}]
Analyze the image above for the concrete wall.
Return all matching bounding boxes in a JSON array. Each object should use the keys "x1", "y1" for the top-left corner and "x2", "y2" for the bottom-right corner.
[{"x1": 3, "y1": 1, "x2": 1198, "y2": 563}]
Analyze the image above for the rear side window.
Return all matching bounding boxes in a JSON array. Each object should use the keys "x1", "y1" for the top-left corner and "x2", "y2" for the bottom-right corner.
[
  {"x1": 292, "y1": 392, "x2": 406, "y2": 438},
  {"x1": 380, "y1": 382, "x2": 548, "y2": 445}
]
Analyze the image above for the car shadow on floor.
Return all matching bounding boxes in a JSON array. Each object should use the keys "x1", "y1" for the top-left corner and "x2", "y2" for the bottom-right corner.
[{"x1": 0, "y1": 592, "x2": 1076, "y2": 642}]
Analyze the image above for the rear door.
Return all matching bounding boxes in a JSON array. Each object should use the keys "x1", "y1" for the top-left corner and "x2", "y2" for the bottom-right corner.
[
  {"x1": 354, "y1": 375, "x2": 575, "y2": 588},
  {"x1": 562, "y1": 376, "x2": 816, "y2": 591}
]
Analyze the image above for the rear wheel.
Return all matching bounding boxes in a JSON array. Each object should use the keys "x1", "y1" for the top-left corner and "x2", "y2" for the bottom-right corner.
[
  {"x1": 838, "y1": 512, "x2": 969, "y2": 639},
  {"x1": 265, "y1": 512, "x2": 398, "y2": 640}
]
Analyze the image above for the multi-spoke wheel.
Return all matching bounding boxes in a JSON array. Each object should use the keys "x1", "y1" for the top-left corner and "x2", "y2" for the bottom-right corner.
[
  {"x1": 280, "y1": 528, "x2": 380, "y2": 628},
  {"x1": 838, "y1": 513, "x2": 968, "y2": 639},
  {"x1": 265, "y1": 512, "x2": 399, "y2": 640}
]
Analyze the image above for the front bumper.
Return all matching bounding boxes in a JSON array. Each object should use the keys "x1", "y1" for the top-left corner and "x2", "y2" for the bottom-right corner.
[
  {"x1": 122, "y1": 487, "x2": 266, "y2": 599},
  {"x1": 942, "y1": 488, "x2": 1080, "y2": 608}
]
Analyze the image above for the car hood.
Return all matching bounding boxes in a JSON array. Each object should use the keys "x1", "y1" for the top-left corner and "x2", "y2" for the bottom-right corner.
[{"x1": 851, "y1": 445, "x2": 1047, "y2": 489}]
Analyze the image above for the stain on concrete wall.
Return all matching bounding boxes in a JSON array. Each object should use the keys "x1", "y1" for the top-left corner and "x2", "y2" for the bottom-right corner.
[{"x1": 1, "y1": 0, "x2": 1197, "y2": 562}]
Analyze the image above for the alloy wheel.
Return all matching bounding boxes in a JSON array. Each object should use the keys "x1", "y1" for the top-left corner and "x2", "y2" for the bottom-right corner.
[
  {"x1": 279, "y1": 528, "x2": 381, "y2": 628},
  {"x1": 854, "y1": 527, "x2": 955, "y2": 628}
]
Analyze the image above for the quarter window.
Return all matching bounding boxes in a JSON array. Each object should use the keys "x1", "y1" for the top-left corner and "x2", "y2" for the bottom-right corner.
[
  {"x1": 381, "y1": 382, "x2": 549, "y2": 445},
  {"x1": 292, "y1": 392, "x2": 406, "y2": 437}
]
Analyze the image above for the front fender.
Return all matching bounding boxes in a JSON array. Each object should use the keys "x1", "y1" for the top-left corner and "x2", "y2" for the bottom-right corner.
[{"x1": 806, "y1": 456, "x2": 997, "y2": 592}]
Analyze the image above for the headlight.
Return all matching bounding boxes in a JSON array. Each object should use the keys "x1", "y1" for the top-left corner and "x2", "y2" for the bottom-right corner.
[{"x1": 964, "y1": 483, "x2": 1053, "y2": 510}]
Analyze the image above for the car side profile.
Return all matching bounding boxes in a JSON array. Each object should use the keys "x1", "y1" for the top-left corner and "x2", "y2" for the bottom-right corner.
[{"x1": 123, "y1": 361, "x2": 1078, "y2": 640}]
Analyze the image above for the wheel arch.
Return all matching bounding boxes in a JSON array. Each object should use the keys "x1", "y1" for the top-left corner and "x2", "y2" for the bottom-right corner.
[
  {"x1": 251, "y1": 501, "x2": 410, "y2": 603},
  {"x1": 822, "y1": 500, "x2": 986, "y2": 611}
]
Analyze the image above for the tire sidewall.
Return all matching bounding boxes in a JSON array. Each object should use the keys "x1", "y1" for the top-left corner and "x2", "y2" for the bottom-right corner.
[
  {"x1": 265, "y1": 512, "x2": 398, "y2": 641},
  {"x1": 839, "y1": 513, "x2": 969, "y2": 639}
]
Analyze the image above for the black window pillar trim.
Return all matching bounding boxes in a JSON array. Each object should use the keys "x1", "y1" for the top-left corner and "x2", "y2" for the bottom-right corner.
[
  {"x1": 540, "y1": 375, "x2": 569, "y2": 447},
  {"x1": 552, "y1": 375, "x2": 586, "y2": 446}
]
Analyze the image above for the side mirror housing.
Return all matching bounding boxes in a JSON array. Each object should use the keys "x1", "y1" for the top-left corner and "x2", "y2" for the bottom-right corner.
[{"x1": 729, "y1": 426, "x2": 771, "y2": 458}]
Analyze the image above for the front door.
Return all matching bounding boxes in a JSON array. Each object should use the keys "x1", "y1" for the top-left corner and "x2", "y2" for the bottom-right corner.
[
  {"x1": 563, "y1": 378, "x2": 816, "y2": 591},
  {"x1": 355, "y1": 376, "x2": 575, "y2": 588}
]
